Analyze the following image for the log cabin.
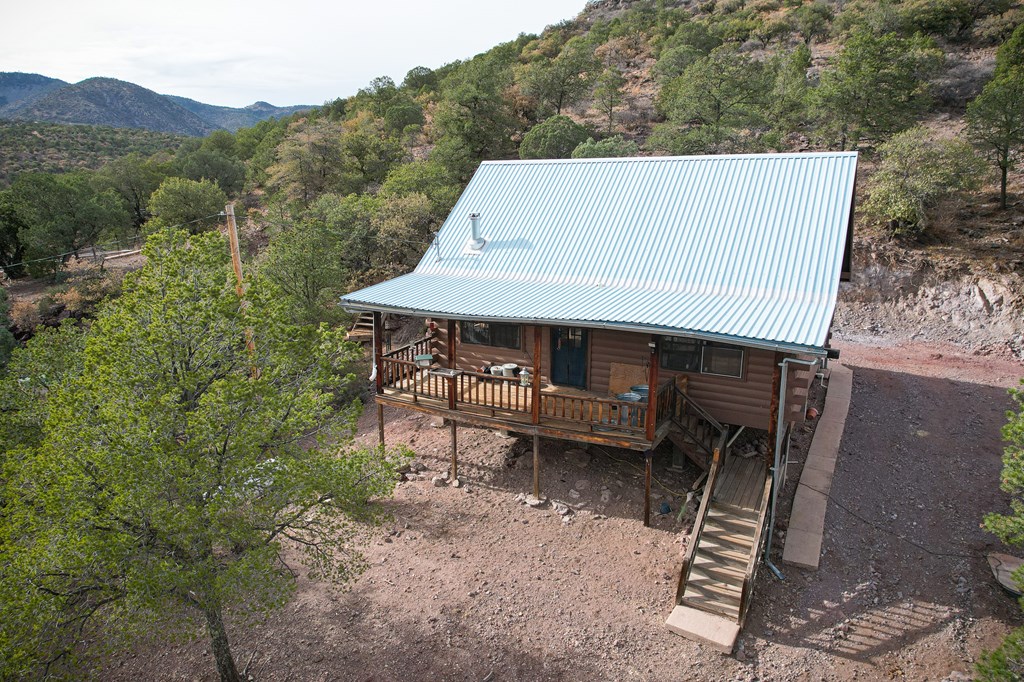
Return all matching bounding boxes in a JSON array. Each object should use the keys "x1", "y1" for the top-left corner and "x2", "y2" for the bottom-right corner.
[{"x1": 341, "y1": 152, "x2": 858, "y2": 649}]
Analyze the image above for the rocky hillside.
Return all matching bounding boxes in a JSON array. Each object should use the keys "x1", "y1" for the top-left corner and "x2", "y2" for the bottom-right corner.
[{"x1": 0, "y1": 73, "x2": 314, "y2": 135}]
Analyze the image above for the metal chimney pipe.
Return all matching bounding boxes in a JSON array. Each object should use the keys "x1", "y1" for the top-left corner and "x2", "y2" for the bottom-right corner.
[{"x1": 468, "y1": 212, "x2": 485, "y2": 250}]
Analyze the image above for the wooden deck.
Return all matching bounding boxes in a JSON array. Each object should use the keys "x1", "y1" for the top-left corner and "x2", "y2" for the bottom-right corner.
[{"x1": 377, "y1": 355, "x2": 675, "y2": 450}]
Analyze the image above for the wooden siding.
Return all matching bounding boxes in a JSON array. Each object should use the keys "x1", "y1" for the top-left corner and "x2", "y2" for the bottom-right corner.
[
  {"x1": 433, "y1": 323, "x2": 554, "y2": 385},
  {"x1": 432, "y1": 320, "x2": 815, "y2": 431}
]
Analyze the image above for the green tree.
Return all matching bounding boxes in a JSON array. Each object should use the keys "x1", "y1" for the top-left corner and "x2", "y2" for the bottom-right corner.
[
  {"x1": 863, "y1": 127, "x2": 984, "y2": 236},
  {"x1": 266, "y1": 119, "x2": 345, "y2": 205},
  {"x1": 175, "y1": 147, "x2": 247, "y2": 195},
  {"x1": 812, "y1": 30, "x2": 943, "y2": 149},
  {"x1": 593, "y1": 67, "x2": 627, "y2": 133},
  {"x1": 978, "y1": 380, "x2": 1024, "y2": 681},
  {"x1": 519, "y1": 115, "x2": 592, "y2": 159},
  {"x1": 11, "y1": 172, "x2": 132, "y2": 275},
  {"x1": 432, "y1": 55, "x2": 521, "y2": 180},
  {"x1": 571, "y1": 135, "x2": 640, "y2": 158},
  {"x1": 402, "y1": 66, "x2": 439, "y2": 94},
  {"x1": 995, "y1": 23, "x2": 1024, "y2": 76},
  {"x1": 653, "y1": 46, "x2": 771, "y2": 153},
  {"x1": 0, "y1": 189, "x2": 29, "y2": 277},
  {"x1": 0, "y1": 229, "x2": 403, "y2": 681},
  {"x1": 379, "y1": 160, "x2": 462, "y2": 217},
  {"x1": 791, "y1": 1, "x2": 834, "y2": 44},
  {"x1": 146, "y1": 177, "x2": 227, "y2": 233},
  {"x1": 96, "y1": 152, "x2": 171, "y2": 231},
  {"x1": 768, "y1": 43, "x2": 812, "y2": 140},
  {"x1": 0, "y1": 287, "x2": 14, "y2": 368},
  {"x1": 517, "y1": 38, "x2": 599, "y2": 117},
  {"x1": 966, "y1": 68, "x2": 1024, "y2": 209}
]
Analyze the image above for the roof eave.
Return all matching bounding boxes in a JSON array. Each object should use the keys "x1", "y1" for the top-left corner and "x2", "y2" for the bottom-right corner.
[{"x1": 340, "y1": 299, "x2": 828, "y2": 358}]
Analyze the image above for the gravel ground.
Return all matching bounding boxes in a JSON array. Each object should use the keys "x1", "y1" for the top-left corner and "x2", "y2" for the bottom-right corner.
[{"x1": 96, "y1": 337, "x2": 1024, "y2": 682}]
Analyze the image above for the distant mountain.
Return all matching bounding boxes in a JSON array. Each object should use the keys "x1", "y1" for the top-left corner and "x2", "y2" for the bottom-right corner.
[
  {"x1": 2, "y1": 77, "x2": 216, "y2": 136},
  {"x1": 164, "y1": 95, "x2": 313, "y2": 132},
  {"x1": 0, "y1": 73, "x2": 315, "y2": 136},
  {"x1": 0, "y1": 73, "x2": 67, "y2": 111}
]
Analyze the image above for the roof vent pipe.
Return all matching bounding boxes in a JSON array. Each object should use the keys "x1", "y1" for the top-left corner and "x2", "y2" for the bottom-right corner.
[{"x1": 468, "y1": 212, "x2": 485, "y2": 251}]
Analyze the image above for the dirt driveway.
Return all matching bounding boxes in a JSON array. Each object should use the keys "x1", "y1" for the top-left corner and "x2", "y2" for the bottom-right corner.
[{"x1": 100, "y1": 340, "x2": 1024, "y2": 681}]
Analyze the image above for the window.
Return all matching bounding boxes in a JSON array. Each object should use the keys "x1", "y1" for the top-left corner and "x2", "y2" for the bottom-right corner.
[
  {"x1": 661, "y1": 337, "x2": 745, "y2": 379},
  {"x1": 460, "y1": 322, "x2": 522, "y2": 349}
]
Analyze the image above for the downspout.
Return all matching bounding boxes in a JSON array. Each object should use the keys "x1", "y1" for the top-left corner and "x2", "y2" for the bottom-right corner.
[{"x1": 765, "y1": 357, "x2": 820, "y2": 580}]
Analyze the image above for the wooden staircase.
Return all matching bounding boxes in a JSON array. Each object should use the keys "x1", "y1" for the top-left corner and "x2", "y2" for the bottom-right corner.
[
  {"x1": 345, "y1": 311, "x2": 375, "y2": 341},
  {"x1": 666, "y1": 429, "x2": 772, "y2": 654}
]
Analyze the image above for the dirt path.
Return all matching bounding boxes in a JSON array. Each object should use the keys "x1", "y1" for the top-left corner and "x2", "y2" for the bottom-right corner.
[{"x1": 98, "y1": 340, "x2": 1023, "y2": 681}]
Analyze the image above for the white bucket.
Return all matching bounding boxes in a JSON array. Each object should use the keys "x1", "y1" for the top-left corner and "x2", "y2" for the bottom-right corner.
[
  {"x1": 490, "y1": 365, "x2": 504, "y2": 376},
  {"x1": 502, "y1": 363, "x2": 518, "y2": 377}
]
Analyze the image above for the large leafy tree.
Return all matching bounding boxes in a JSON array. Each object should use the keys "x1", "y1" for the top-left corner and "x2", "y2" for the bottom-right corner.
[
  {"x1": 266, "y1": 119, "x2": 346, "y2": 205},
  {"x1": 863, "y1": 126, "x2": 984, "y2": 236},
  {"x1": 519, "y1": 115, "x2": 592, "y2": 159},
  {"x1": 432, "y1": 55, "x2": 522, "y2": 180},
  {"x1": 96, "y1": 152, "x2": 172, "y2": 232},
  {"x1": 966, "y1": 68, "x2": 1024, "y2": 209},
  {"x1": 146, "y1": 176, "x2": 227, "y2": 233},
  {"x1": 517, "y1": 37, "x2": 599, "y2": 117},
  {"x1": 978, "y1": 380, "x2": 1024, "y2": 680},
  {"x1": 812, "y1": 30, "x2": 943, "y2": 150},
  {"x1": 10, "y1": 172, "x2": 132, "y2": 275},
  {"x1": 0, "y1": 229, "x2": 401, "y2": 681},
  {"x1": 652, "y1": 46, "x2": 770, "y2": 154}
]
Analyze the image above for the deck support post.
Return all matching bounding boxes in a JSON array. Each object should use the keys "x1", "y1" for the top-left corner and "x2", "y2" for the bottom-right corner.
[
  {"x1": 766, "y1": 352, "x2": 783, "y2": 466},
  {"x1": 643, "y1": 449, "x2": 653, "y2": 527},
  {"x1": 373, "y1": 311, "x2": 384, "y2": 448},
  {"x1": 533, "y1": 434, "x2": 541, "y2": 499},
  {"x1": 377, "y1": 404, "x2": 385, "y2": 448},
  {"x1": 450, "y1": 420, "x2": 458, "y2": 483}
]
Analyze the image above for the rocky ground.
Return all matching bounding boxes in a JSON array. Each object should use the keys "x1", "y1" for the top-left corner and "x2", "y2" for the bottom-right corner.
[{"x1": 93, "y1": 332, "x2": 1024, "y2": 682}]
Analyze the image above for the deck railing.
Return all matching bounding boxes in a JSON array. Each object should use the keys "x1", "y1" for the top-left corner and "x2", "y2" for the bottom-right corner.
[
  {"x1": 378, "y1": 343, "x2": 677, "y2": 439},
  {"x1": 539, "y1": 393, "x2": 650, "y2": 433},
  {"x1": 457, "y1": 370, "x2": 531, "y2": 413},
  {"x1": 383, "y1": 334, "x2": 435, "y2": 363},
  {"x1": 379, "y1": 357, "x2": 448, "y2": 401}
]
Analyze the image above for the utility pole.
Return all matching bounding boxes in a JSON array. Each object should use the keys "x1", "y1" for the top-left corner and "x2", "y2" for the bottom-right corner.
[{"x1": 225, "y1": 204, "x2": 258, "y2": 365}]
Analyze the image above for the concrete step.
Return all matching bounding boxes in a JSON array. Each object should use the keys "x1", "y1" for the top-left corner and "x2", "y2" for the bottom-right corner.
[{"x1": 665, "y1": 604, "x2": 741, "y2": 653}]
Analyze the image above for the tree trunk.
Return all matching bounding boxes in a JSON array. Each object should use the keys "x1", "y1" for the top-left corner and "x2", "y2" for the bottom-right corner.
[
  {"x1": 203, "y1": 602, "x2": 242, "y2": 682},
  {"x1": 1001, "y1": 163, "x2": 1008, "y2": 210}
]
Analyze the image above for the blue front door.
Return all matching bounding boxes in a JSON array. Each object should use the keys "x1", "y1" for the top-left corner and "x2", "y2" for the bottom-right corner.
[{"x1": 551, "y1": 327, "x2": 587, "y2": 389}]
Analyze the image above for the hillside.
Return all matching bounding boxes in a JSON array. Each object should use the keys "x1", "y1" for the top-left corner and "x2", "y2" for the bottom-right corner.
[
  {"x1": 163, "y1": 95, "x2": 313, "y2": 132},
  {"x1": 0, "y1": 72, "x2": 67, "y2": 111},
  {"x1": 0, "y1": 73, "x2": 313, "y2": 136},
  {"x1": 0, "y1": 120, "x2": 186, "y2": 185},
  {"x1": 2, "y1": 77, "x2": 216, "y2": 136}
]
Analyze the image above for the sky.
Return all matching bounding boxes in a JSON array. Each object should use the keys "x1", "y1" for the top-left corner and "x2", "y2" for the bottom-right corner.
[{"x1": 2, "y1": 0, "x2": 588, "y2": 108}]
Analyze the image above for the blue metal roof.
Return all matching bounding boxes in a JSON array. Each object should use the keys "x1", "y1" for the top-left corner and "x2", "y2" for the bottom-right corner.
[{"x1": 342, "y1": 152, "x2": 858, "y2": 354}]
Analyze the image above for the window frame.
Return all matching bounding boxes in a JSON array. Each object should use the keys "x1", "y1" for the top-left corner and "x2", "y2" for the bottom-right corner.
[
  {"x1": 459, "y1": 321, "x2": 523, "y2": 350},
  {"x1": 660, "y1": 337, "x2": 746, "y2": 379}
]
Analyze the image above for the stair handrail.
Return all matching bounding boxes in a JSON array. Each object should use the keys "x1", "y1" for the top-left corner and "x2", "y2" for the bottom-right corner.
[
  {"x1": 737, "y1": 470, "x2": 774, "y2": 626},
  {"x1": 673, "y1": 385, "x2": 725, "y2": 434},
  {"x1": 382, "y1": 332, "x2": 437, "y2": 359},
  {"x1": 675, "y1": 428, "x2": 729, "y2": 604}
]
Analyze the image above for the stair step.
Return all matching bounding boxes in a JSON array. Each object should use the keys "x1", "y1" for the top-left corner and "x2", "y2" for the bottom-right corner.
[
  {"x1": 693, "y1": 555, "x2": 747, "y2": 581},
  {"x1": 700, "y1": 525, "x2": 756, "y2": 548},
  {"x1": 711, "y1": 502, "x2": 761, "y2": 520},
  {"x1": 681, "y1": 593, "x2": 741, "y2": 621},
  {"x1": 696, "y1": 538, "x2": 752, "y2": 564},
  {"x1": 687, "y1": 568, "x2": 744, "y2": 596},
  {"x1": 665, "y1": 604, "x2": 740, "y2": 653},
  {"x1": 706, "y1": 510, "x2": 758, "y2": 531}
]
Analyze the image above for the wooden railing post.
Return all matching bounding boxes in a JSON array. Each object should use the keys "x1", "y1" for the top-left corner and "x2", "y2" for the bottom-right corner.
[
  {"x1": 645, "y1": 337, "x2": 659, "y2": 441},
  {"x1": 531, "y1": 326, "x2": 541, "y2": 425},
  {"x1": 447, "y1": 319, "x2": 457, "y2": 412}
]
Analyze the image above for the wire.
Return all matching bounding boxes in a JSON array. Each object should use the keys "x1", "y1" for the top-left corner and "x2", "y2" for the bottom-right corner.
[
  {"x1": 0, "y1": 213, "x2": 230, "y2": 272},
  {"x1": 798, "y1": 480, "x2": 980, "y2": 560}
]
